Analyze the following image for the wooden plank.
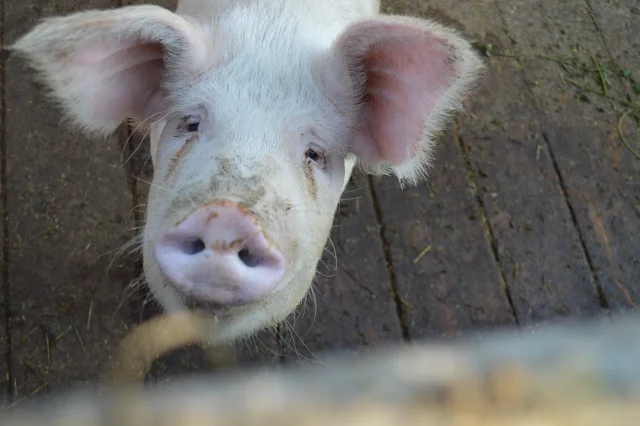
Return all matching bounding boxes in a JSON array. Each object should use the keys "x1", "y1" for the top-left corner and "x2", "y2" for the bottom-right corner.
[
  {"x1": 493, "y1": 0, "x2": 640, "y2": 311},
  {"x1": 457, "y1": 61, "x2": 604, "y2": 322},
  {"x1": 380, "y1": 0, "x2": 418, "y2": 15},
  {"x1": 5, "y1": 312, "x2": 640, "y2": 426},
  {"x1": 0, "y1": 0, "x2": 7, "y2": 404},
  {"x1": 419, "y1": 0, "x2": 605, "y2": 324},
  {"x1": 5, "y1": 0, "x2": 136, "y2": 400},
  {"x1": 581, "y1": 0, "x2": 640, "y2": 311},
  {"x1": 587, "y1": 0, "x2": 640, "y2": 98},
  {"x1": 285, "y1": 172, "x2": 403, "y2": 363},
  {"x1": 369, "y1": 1, "x2": 515, "y2": 340},
  {"x1": 373, "y1": 132, "x2": 516, "y2": 339}
]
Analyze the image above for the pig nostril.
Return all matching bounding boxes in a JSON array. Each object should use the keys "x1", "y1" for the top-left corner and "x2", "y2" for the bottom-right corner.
[
  {"x1": 238, "y1": 248, "x2": 260, "y2": 267},
  {"x1": 182, "y1": 238, "x2": 206, "y2": 255}
]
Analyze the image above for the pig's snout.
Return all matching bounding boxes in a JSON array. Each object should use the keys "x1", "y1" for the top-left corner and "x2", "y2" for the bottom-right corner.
[{"x1": 155, "y1": 201, "x2": 285, "y2": 306}]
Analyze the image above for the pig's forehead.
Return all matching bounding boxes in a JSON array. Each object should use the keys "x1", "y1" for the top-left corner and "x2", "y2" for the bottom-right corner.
[
  {"x1": 198, "y1": 2, "x2": 333, "y2": 103},
  {"x1": 212, "y1": 1, "x2": 336, "y2": 53},
  {"x1": 169, "y1": 6, "x2": 347, "y2": 140},
  {"x1": 173, "y1": 57, "x2": 342, "y2": 142}
]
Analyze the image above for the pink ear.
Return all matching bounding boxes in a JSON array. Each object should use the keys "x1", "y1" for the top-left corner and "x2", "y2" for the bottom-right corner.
[
  {"x1": 327, "y1": 16, "x2": 484, "y2": 182},
  {"x1": 11, "y1": 5, "x2": 211, "y2": 135}
]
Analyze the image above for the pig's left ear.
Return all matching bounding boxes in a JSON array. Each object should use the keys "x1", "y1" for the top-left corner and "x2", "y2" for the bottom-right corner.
[
  {"x1": 323, "y1": 16, "x2": 484, "y2": 185},
  {"x1": 10, "y1": 5, "x2": 212, "y2": 136}
]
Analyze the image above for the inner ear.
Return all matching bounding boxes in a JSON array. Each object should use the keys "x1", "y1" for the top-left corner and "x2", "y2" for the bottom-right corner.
[
  {"x1": 323, "y1": 17, "x2": 484, "y2": 184},
  {"x1": 77, "y1": 41, "x2": 166, "y2": 122},
  {"x1": 10, "y1": 5, "x2": 212, "y2": 136},
  {"x1": 348, "y1": 24, "x2": 462, "y2": 166}
]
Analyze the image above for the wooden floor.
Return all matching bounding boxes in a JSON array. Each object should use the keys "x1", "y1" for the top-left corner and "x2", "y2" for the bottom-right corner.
[{"x1": 1, "y1": 0, "x2": 639, "y2": 405}]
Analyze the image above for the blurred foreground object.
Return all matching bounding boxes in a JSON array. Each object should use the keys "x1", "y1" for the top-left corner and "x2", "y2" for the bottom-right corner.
[
  {"x1": 3, "y1": 312, "x2": 640, "y2": 425},
  {"x1": 100, "y1": 311, "x2": 213, "y2": 387}
]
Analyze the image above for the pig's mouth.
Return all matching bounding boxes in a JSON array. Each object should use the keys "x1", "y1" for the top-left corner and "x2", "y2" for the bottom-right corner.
[
  {"x1": 147, "y1": 259, "x2": 314, "y2": 344},
  {"x1": 182, "y1": 296, "x2": 237, "y2": 311}
]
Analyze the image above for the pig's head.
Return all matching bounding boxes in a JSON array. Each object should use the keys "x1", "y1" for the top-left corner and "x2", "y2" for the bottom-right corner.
[{"x1": 12, "y1": 5, "x2": 483, "y2": 344}]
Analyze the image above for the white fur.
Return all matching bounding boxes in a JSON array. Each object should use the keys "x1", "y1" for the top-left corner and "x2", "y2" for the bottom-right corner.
[{"x1": 11, "y1": 0, "x2": 483, "y2": 346}]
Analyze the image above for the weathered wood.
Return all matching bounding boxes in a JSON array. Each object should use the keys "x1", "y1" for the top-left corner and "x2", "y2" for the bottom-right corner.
[
  {"x1": 459, "y1": 61, "x2": 604, "y2": 322},
  {"x1": 380, "y1": 0, "x2": 417, "y2": 15},
  {"x1": 4, "y1": 313, "x2": 640, "y2": 425},
  {"x1": 422, "y1": 0, "x2": 605, "y2": 323},
  {"x1": 0, "y1": 10, "x2": 7, "y2": 401},
  {"x1": 494, "y1": 0, "x2": 640, "y2": 311},
  {"x1": 572, "y1": 0, "x2": 640, "y2": 310},
  {"x1": 588, "y1": 0, "x2": 640, "y2": 308},
  {"x1": 373, "y1": 132, "x2": 516, "y2": 339},
  {"x1": 588, "y1": 0, "x2": 640, "y2": 98},
  {"x1": 285, "y1": 172, "x2": 402, "y2": 362},
  {"x1": 3, "y1": 0, "x2": 135, "y2": 400},
  {"x1": 373, "y1": 0, "x2": 515, "y2": 341}
]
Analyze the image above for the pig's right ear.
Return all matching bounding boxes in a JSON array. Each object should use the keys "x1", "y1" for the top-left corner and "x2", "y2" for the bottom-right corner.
[
  {"x1": 321, "y1": 16, "x2": 484, "y2": 186},
  {"x1": 10, "y1": 5, "x2": 211, "y2": 136}
]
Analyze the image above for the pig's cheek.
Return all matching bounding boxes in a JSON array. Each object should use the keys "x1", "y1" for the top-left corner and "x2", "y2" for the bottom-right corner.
[
  {"x1": 325, "y1": 155, "x2": 347, "y2": 202},
  {"x1": 145, "y1": 185, "x2": 161, "y2": 217},
  {"x1": 149, "y1": 120, "x2": 167, "y2": 165},
  {"x1": 154, "y1": 141, "x2": 181, "y2": 172}
]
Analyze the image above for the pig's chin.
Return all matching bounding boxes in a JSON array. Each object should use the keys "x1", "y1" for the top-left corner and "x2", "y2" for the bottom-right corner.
[{"x1": 143, "y1": 259, "x2": 315, "y2": 345}]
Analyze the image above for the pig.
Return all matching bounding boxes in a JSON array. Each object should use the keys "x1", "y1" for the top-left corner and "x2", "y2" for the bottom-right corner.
[{"x1": 11, "y1": 0, "x2": 484, "y2": 345}]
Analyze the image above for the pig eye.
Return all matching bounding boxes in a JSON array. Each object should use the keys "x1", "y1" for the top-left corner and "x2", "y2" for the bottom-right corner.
[
  {"x1": 305, "y1": 148, "x2": 323, "y2": 163},
  {"x1": 179, "y1": 115, "x2": 201, "y2": 133}
]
